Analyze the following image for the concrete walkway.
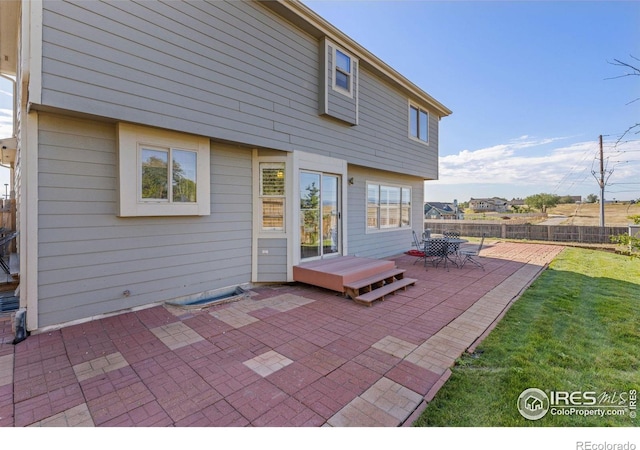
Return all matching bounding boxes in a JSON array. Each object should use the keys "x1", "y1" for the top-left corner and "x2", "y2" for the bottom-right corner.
[{"x1": 0, "y1": 241, "x2": 563, "y2": 427}]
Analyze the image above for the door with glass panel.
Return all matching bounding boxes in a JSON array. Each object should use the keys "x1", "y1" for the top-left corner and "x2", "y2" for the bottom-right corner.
[{"x1": 299, "y1": 171, "x2": 341, "y2": 260}]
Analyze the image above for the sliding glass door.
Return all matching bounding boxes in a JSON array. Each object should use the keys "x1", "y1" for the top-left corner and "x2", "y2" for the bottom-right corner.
[{"x1": 299, "y1": 171, "x2": 341, "y2": 260}]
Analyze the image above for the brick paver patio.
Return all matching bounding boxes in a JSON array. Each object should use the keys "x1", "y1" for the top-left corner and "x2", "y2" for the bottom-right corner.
[{"x1": 0, "y1": 241, "x2": 563, "y2": 427}]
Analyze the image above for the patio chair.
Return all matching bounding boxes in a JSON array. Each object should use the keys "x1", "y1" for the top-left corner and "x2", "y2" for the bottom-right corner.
[
  {"x1": 424, "y1": 237, "x2": 449, "y2": 271},
  {"x1": 405, "y1": 230, "x2": 426, "y2": 265},
  {"x1": 459, "y1": 234, "x2": 485, "y2": 270},
  {"x1": 443, "y1": 230, "x2": 461, "y2": 262}
]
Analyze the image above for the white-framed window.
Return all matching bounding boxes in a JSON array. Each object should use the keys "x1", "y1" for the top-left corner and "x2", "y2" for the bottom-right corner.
[
  {"x1": 260, "y1": 162, "x2": 285, "y2": 231},
  {"x1": 117, "y1": 122, "x2": 210, "y2": 217},
  {"x1": 140, "y1": 146, "x2": 197, "y2": 203},
  {"x1": 367, "y1": 183, "x2": 411, "y2": 231},
  {"x1": 333, "y1": 47, "x2": 353, "y2": 96},
  {"x1": 409, "y1": 103, "x2": 429, "y2": 144}
]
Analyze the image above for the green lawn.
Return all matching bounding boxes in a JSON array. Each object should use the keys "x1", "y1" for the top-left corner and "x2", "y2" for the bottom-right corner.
[{"x1": 413, "y1": 247, "x2": 640, "y2": 427}]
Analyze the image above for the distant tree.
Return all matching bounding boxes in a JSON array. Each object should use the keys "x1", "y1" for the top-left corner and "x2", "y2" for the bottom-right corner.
[
  {"x1": 608, "y1": 56, "x2": 640, "y2": 143},
  {"x1": 585, "y1": 194, "x2": 599, "y2": 204},
  {"x1": 524, "y1": 193, "x2": 560, "y2": 213},
  {"x1": 558, "y1": 195, "x2": 577, "y2": 204}
]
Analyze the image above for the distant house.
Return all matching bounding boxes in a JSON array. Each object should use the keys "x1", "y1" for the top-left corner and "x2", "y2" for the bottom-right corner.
[
  {"x1": 1, "y1": 0, "x2": 451, "y2": 332},
  {"x1": 469, "y1": 197, "x2": 509, "y2": 213},
  {"x1": 424, "y1": 202, "x2": 462, "y2": 219}
]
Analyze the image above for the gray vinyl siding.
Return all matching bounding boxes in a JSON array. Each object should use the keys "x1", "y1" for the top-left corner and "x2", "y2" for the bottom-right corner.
[
  {"x1": 39, "y1": 0, "x2": 439, "y2": 181},
  {"x1": 325, "y1": 59, "x2": 358, "y2": 126},
  {"x1": 346, "y1": 165, "x2": 424, "y2": 259},
  {"x1": 256, "y1": 238, "x2": 287, "y2": 282},
  {"x1": 36, "y1": 114, "x2": 253, "y2": 328},
  {"x1": 320, "y1": 40, "x2": 358, "y2": 125}
]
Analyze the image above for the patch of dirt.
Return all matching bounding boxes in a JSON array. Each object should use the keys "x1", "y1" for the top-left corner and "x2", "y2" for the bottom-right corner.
[{"x1": 547, "y1": 203, "x2": 640, "y2": 226}]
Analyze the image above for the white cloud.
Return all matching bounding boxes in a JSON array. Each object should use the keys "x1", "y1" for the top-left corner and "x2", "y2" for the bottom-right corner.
[
  {"x1": 427, "y1": 136, "x2": 640, "y2": 201},
  {"x1": 437, "y1": 137, "x2": 597, "y2": 186}
]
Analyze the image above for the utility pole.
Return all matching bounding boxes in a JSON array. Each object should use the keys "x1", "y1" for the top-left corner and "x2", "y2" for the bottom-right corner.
[
  {"x1": 592, "y1": 135, "x2": 616, "y2": 227},
  {"x1": 598, "y1": 135, "x2": 605, "y2": 227}
]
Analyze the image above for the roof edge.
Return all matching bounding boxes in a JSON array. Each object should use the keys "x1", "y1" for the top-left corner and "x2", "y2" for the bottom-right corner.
[{"x1": 259, "y1": 0, "x2": 452, "y2": 118}]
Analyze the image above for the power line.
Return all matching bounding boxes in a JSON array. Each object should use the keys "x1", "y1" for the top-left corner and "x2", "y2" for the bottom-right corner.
[{"x1": 551, "y1": 143, "x2": 597, "y2": 195}]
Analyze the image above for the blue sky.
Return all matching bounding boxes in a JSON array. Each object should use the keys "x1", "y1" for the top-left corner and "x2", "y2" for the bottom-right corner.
[
  {"x1": 1, "y1": 1, "x2": 639, "y2": 203},
  {"x1": 304, "y1": 0, "x2": 640, "y2": 203}
]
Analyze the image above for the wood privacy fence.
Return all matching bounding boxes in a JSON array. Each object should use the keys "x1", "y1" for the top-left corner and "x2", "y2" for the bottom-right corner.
[{"x1": 424, "y1": 220, "x2": 629, "y2": 244}]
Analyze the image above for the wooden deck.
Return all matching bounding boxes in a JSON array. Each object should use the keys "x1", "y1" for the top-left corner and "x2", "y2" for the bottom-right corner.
[
  {"x1": 293, "y1": 256, "x2": 416, "y2": 306},
  {"x1": 293, "y1": 256, "x2": 396, "y2": 293}
]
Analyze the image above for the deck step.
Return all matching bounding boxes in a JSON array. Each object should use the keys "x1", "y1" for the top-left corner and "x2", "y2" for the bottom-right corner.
[
  {"x1": 343, "y1": 268, "x2": 406, "y2": 299},
  {"x1": 354, "y1": 277, "x2": 417, "y2": 307}
]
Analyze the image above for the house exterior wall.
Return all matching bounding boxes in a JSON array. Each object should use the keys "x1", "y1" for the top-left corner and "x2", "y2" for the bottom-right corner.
[
  {"x1": 346, "y1": 165, "x2": 424, "y2": 259},
  {"x1": 38, "y1": 0, "x2": 440, "y2": 180},
  {"x1": 15, "y1": 0, "x2": 450, "y2": 329},
  {"x1": 36, "y1": 113, "x2": 253, "y2": 328}
]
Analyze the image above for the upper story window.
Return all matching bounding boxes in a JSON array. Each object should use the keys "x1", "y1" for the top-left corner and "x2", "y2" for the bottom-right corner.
[
  {"x1": 320, "y1": 38, "x2": 359, "y2": 124},
  {"x1": 334, "y1": 49, "x2": 352, "y2": 93},
  {"x1": 409, "y1": 103, "x2": 429, "y2": 144},
  {"x1": 117, "y1": 123, "x2": 210, "y2": 217}
]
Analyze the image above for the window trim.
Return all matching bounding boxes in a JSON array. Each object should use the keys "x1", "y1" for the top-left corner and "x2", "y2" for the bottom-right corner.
[
  {"x1": 408, "y1": 102, "x2": 429, "y2": 145},
  {"x1": 332, "y1": 46, "x2": 354, "y2": 98},
  {"x1": 117, "y1": 122, "x2": 210, "y2": 217},
  {"x1": 366, "y1": 182, "x2": 412, "y2": 233}
]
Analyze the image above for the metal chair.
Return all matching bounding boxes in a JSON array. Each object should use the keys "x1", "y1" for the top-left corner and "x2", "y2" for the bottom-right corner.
[
  {"x1": 459, "y1": 234, "x2": 485, "y2": 270},
  {"x1": 406, "y1": 230, "x2": 426, "y2": 265},
  {"x1": 443, "y1": 230, "x2": 461, "y2": 262},
  {"x1": 424, "y1": 237, "x2": 449, "y2": 271}
]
